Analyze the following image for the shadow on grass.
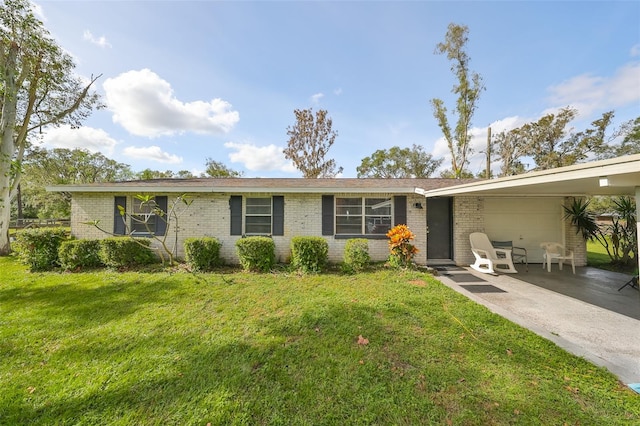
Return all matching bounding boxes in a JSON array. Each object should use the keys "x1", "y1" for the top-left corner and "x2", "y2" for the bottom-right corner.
[{"x1": 5, "y1": 293, "x2": 633, "y2": 425}]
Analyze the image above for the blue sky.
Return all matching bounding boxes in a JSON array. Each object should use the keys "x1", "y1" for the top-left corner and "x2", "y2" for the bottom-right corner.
[{"x1": 33, "y1": 1, "x2": 640, "y2": 177}]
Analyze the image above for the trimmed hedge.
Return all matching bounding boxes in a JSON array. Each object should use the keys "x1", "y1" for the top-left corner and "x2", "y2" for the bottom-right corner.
[
  {"x1": 58, "y1": 239, "x2": 103, "y2": 270},
  {"x1": 235, "y1": 236, "x2": 276, "y2": 272},
  {"x1": 343, "y1": 238, "x2": 370, "y2": 273},
  {"x1": 12, "y1": 228, "x2": 69, "y2": 272},
  {"x1": 99, "y1": 238, "x2": 156, "y2": 268},
  {"x1": 184, "y1": 237, "x2": 222, "y2": 272},
  {"x1": 291, "y1": 236, "x2": 328, "y2": 273}
]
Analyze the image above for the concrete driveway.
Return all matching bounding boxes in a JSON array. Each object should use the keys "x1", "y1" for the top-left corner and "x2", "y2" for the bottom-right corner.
[{"x1": 432, "y1": 264, "x2": 640, "y2": 389}]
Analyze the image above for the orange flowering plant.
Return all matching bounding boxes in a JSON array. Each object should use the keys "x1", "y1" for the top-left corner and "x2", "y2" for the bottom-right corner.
[{"x1": 386, "y1": 224, "x2": 419, "y2": 268}]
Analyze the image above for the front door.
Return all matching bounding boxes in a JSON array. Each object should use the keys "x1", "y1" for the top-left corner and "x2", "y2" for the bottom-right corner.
[{"x1": 427, "y1": 197, "x2": 452, "y2": 261}]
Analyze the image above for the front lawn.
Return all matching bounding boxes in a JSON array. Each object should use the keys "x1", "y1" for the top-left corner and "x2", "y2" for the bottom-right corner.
[{"x1": 0, "y1": 257, "x2": 637, "y2": 425}]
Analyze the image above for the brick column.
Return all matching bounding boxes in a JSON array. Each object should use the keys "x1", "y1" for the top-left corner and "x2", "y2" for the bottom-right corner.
[{"x1": 453, "y1": 196, "x2": 484, "y2": 266}]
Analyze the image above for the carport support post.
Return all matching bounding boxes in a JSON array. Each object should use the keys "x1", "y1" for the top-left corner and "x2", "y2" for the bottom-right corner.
[{"x1": 636, "y1": 187, "x2": 640, "y2": 276}]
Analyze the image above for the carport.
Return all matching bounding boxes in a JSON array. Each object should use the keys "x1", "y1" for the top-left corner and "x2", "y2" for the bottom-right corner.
[
  {"x1": 416, "y1": 154, "x2": 640, "y2": 388},
  {"x1": 415, "y1": 154, "x2": 640, "y2": 275}
]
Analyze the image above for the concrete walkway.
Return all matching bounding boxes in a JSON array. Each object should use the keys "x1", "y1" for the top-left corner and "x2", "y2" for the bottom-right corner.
[{"x1": 432, "y1": 264, "x2": 640, "y2": 387}]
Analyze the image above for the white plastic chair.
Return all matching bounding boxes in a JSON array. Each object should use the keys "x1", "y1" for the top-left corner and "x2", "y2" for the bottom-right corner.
[
  {"x1": 469, "y1": 232, "x2": 518, "y2": 274},
  {"x1": 540, "y1": 242, "x2": 575, "y2": 274}
]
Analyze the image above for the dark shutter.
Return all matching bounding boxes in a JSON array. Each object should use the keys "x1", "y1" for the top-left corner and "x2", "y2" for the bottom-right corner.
[
  {"x1": 394, "y1": 196, "x2": 407, "y2": 226},
  {"x1": 272, "y1": 196, "x2": 284, "y2": 236},
  {"x1": 155, "y1": 196, "x2": 168, "y2": 236},
  {"x1": 230, "y1": 196, "x2": 242, "y2": 235},
  {"x1": 322, "y1": 195, "x2": 334, "y2": 236},
  {"x1": 114, "y1": 196, "x2": 127, "y2": 235}
]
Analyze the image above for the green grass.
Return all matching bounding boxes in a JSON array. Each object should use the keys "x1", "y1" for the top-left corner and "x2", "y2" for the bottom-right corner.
[
  {"x1": 1, "y1": 257, "x2": 638, "y2": 425},
  {"x1": 587, "y1": 239, "x2": 638, "y2": 274}
]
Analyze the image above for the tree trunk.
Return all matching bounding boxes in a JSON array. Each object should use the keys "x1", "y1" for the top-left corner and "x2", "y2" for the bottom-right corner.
[
  {"x1": 16, "y1": 184, "x2": 22, "y2": 222},
  {"x1": 0, "y1": 124, "x2": 16, "y2": 255},
  {"x1": 0, "y1": 43, "x2": 19, "y2": 255},
  {"x1": 0, "y1": 138, "x2": 15, "y2": 255}
]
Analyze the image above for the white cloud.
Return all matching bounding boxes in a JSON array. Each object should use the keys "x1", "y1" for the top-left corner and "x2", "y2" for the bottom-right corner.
[
  {"x1": 310, "y1": 92, "x2": 324, "y2": 104},
  {"x1": 225, "y1": 142, "x2": 297, "y2": 173},
  {"x1": 40, "y1": 126, "x2": 118, "y2": 155},
  {"x1": 83, "y1": 30, "x2": 112, "y2": 48},
  {"x1": 546, "y1": 62, "x2": 640, "y2": 116},
  {"x1": 103, "y1": 69, "x2": 240, "y2": 138},
  {"x1": 334, "y1": 88, "x2": 343, "y2": 96},
  {"x1": 631, "y1": 44, "x2": 640, "y2": 57},
  {"x1": 123, "y1": 145, "x2": 183, "y2": 164}
]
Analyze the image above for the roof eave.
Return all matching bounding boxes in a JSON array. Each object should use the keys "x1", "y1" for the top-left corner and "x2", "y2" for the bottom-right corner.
[{"x1": 46, "y1": 185, "x2": 423, "y2": 194}]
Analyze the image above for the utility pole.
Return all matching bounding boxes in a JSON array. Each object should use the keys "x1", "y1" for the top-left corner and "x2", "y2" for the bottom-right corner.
[{"x1": 486, "y1": 127, "x2": 491, "y2": 179}]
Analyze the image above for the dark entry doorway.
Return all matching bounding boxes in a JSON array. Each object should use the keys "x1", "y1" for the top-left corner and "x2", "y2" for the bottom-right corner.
[{"x1": 427, "y1": 197, "x2": 452, "y2": 261}]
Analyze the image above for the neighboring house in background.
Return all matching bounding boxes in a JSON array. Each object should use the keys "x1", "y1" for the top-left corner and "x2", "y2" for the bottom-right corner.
[{"x1": 47, "y1": 155, "x2": 640, "y2": 269}]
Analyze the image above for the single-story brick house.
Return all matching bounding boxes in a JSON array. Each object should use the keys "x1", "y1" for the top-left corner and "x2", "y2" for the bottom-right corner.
[
  {"x1": 47, "y1": 178, "x2": 470, "y2": 265},
  {"x1": 47, "y1": 154, "x2": 640, "y2": 270}
]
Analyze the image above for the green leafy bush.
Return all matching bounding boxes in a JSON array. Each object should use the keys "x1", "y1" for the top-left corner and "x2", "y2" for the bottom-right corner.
[
  {"x1": 99, "y1": 238, "x2": 156, "y2": 268},
  {"x1": 184, "y1": 237, "x2": 222, "y2": 272},
  {"x1": 58, "y1": 239, "x2": 103, "y2": 271},
  {"x1": 291, "y1": 236, "x2": 328, "y2": 273},
  {"x1": 342, "y1": 238, "x2": 370, "y2": 273},
  {"x1": 12, "y1": 228, "x2": 69, "y2": 271},
  {"x1": 235, "y1": 236, "x2": 276, "y2": 272}
]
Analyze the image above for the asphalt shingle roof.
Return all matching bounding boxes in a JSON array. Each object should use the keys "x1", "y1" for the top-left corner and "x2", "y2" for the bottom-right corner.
[{"x1": 48, "y1": 178, "x2": 480, "y2": 194}]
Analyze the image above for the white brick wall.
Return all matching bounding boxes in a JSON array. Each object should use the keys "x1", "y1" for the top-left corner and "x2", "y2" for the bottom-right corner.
[
  {"x1": 70, "y1": 192, "x2": 428, "y2": 266},
  {"x1": 70, "y1": 192, "x2": 587, "y2": 268},
  {"x1": 452, "y1": 196, "x2": 484, "y2": 266}
]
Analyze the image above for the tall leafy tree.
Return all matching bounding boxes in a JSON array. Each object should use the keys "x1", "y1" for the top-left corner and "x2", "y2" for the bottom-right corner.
[
  {"x1": 204, "y1": 158, "x2": 243, "y2": 178},
  {"x1": 430, "y1": 23, "x2": 484, "y2": 179},
  {"x1": 596, "y1": 116, "x2": 640, "y2": 159},
  {"x1": 136, "y1": 169, "x2": 177, "y2": 180},
  {"x1": 618, "y1": 117, "x2": 640, "y2": 156},
  {"x1": 523, "y1": 107, "x2": 579, "y2": 170},
  {"x1": 176, "y1": 170, "x2": 197, "y2": 178},
  {"x1": 491, "y1": 127, "x2": 529, "y2": 177},
  {"x1": 357, "y1": 144, "x2": 443, "y2": 178},
  {"x1": 134, "y1": 169, "x2": 198, "y2": 179},
  {"x1": 20, "y1": 147, "x2": 133, "y2": 218},
  {"x1": 24, "y1": 147, "x2": 133, "y2": 184},
  {"x1": 0, "y1": 0, "x2": 102, "y2": 254},
  {"x1": 492, "y1": 108, "x2": 623, "y2": 174},
  {"x1": 576, "y1": 110, "x2": 615, "y2": 160},
  {"x1": 284, "y1": 108, "x2": 342, "y2": 178}
]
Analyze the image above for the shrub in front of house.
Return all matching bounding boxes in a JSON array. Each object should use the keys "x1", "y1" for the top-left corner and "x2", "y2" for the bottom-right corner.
[
  {"x1": 99, "y1": 237, "x2": 156, "y2": 268},
  {"x1": 386, "y1": 224, "x2": 419, "y2": 268},
  {"x1": 12, "y1": 228, "x2": 69, "y2": 272},
  {"x1": 235, "y1": 236, "x2": 276, "y2": 272},
  {"x1": 342, "y1": 238, "x2": 370, "y2": 273},
  {"x1": 58, "y1": 239, "x2": 103, "y2": 271},
  {"x1": 291, "y1": 236, "x2": 328, "y2": 273},
  {"x1": 184, "y1": 237, "x2": 223, "y2": 272}
]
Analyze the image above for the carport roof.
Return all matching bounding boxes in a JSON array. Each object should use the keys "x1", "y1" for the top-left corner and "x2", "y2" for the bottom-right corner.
[{"x1": 415, "y1": 154, "x2": 640, "y2": 198}]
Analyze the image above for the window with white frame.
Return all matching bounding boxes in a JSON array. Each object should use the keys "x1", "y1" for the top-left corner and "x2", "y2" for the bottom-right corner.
[
  {"x1": 245, "y1": 197, "x2": 272, "y2": 235},
  {"x1": 131, "y1": 196, "x2": 157, "y2": 234},
  {"x1": 335, "y1": 197, "x2": 392, "y2": 235}
]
